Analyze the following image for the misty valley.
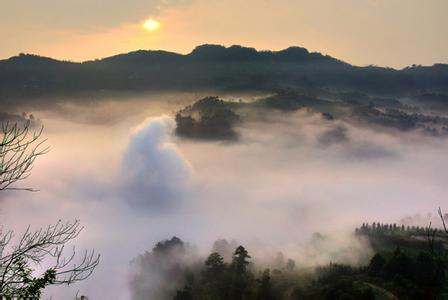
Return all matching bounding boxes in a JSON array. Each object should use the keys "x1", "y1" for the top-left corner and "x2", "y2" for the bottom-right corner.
[{"x1": 1, "y1": 44, "x2": 448, "y2": 300}]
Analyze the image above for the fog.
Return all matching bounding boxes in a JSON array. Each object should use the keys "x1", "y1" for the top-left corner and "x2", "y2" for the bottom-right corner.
[{"x1": 1, "y1": 95, "x2": 447, "y2": 299}]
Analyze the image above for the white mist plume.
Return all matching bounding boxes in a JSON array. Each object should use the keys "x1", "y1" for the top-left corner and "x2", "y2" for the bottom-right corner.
[{"x1": 121, "y1": 117, "x2": 191, "y2": 213}]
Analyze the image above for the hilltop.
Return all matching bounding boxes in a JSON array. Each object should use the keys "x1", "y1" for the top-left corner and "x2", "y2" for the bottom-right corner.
[{"x1": 1, "y1": 44, "x2": 447, "y2": 100}]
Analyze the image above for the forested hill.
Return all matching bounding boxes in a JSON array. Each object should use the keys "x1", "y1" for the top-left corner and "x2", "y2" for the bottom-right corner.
[{"x1": 1, "y1": 44, "x2": 448, "y2": 99}]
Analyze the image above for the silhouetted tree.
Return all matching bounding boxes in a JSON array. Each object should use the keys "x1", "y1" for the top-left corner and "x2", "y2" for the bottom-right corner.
[
  {"x1": 204, "y1": 252, "x2": 228, "y2": 299},
  {"x1": 0, "y1": 220, "x2": 99, "y2": 298},
  {"x1": 0, "y1": 121, "x2": 48, "y2": 191},
  {"x1": 232, "y1": 246, "x2": 251, "y2": 274},
  {"x1": 0, "y1": 121, "x2": 99, "y2": 298},
  {"x1": 230, "y1": 246, "x2": 254, "y2": 300}
]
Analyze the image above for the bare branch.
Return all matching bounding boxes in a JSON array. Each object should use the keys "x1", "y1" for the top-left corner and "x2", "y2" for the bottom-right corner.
[
  {"x1": 0, "y1": 121, "x2": 99, "y2": 298},
  {"x1": 0, "y1": 220, "x2": 100, "y2": 297},
  {"x1": 438, "y1": 207, "x2": 447, "y2": 234},
  {"x1": 0, "y1": 120, "x2": 49, "y2": 192}
]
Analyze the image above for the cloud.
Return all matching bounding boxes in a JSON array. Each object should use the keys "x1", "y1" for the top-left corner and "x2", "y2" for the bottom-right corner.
[{"x1": 120, "y1": 116, "x2": 191, "y2": 212}]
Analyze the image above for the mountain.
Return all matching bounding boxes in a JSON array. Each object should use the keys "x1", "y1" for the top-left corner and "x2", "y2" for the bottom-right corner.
[{"x1": 0, "y1": 44, "x2": 447, "y2": 100}]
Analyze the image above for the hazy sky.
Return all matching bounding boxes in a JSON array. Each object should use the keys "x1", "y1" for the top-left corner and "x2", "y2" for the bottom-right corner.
[{"x1": 0, "y1": 0, "x2": 447, "y2": 68}]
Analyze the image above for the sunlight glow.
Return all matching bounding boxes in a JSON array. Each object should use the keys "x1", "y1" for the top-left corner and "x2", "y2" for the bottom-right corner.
[{"x1": 143, "y1": 18, "x2": 160, "y2": 32}]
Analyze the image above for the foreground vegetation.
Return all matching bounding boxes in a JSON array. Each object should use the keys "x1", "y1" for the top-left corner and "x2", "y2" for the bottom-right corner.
[
  {"x1": 0, "y1": 121, "x2": 98, "y2": 299},
  {"x1": 165, "y1": 220, "x2": 448, "y2": 300}
]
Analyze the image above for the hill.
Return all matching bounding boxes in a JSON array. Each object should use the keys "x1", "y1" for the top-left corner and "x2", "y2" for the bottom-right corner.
[{"x1": 1, "y1": 45, "x2": 447, "y2": 101}]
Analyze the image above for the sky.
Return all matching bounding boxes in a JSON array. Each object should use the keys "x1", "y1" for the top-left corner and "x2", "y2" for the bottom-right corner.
[{"x1": 0, "y1": 0, "x2": 447, "y2": 68}]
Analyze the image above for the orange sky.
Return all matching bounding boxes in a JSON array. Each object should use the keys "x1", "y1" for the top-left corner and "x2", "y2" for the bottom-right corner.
[{"x1": 1, "y1": 0, "x2": 447, "y2": 68}]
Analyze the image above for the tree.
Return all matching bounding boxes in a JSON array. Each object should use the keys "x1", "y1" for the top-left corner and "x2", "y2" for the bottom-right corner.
[
  {"x1": 0, "y1": 120, "x2": 48, "y2": 191},
  {"x1": 286, "y1": 259, "x2": 296, "y2": 272},
  {"x1": 0, "y1": 220, "x2": 100, "y2": 298},
  {"x1": 256, "y1": 269, "x2": 274, "y2": 300},
  {"x1": 232, "y1": 246, "x2": 251, "y2": 274},
  {"x1": 368, "y1": 253, "x2": 386, "y2": 274},
  {"x1": 204, "y1": 252, "x2": 228, "y2": 299},
  {"x1": 230, "y1": 246, "x2": 254, "y2": 300},
  {"x1": 0, "y1": 121, "x2": 99, "y2": 298},
  {"x1": 205, "y1": 252, "x2": 226, "y2": 275},
  {"x1": 438, "y1": 207, "x2": 447, "y2": 233},
  {"x1": 174, "y1": 286, "x2": 194, "y2": 300}
]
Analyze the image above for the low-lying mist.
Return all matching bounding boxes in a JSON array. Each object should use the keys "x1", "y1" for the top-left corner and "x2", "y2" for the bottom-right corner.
[{"x1": 1, "y1": 94, "x2": 447, "y2": 299}]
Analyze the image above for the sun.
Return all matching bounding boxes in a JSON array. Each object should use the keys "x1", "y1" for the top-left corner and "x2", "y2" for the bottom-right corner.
[{"x1": 143, "y1": 18, "x2": 160, "y2": 32}]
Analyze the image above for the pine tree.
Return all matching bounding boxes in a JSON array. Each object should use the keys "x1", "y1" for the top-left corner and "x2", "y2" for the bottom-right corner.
[{"x1": 232, "y1": 246, "x2": 251, "y2": 274}]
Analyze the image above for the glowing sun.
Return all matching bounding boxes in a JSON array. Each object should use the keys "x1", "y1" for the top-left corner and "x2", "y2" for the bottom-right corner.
[{"x1": 143, "y1": 18, "x2": 160, "y2": 31}]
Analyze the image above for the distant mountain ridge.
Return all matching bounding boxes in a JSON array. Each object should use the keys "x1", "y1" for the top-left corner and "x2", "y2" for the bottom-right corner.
[
  {"x1": 2, "y1": 44, "x2": 342, "y2": 64},
  {"x1": 0, "y1": 44, "x2": 447, "y2": 100}
]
